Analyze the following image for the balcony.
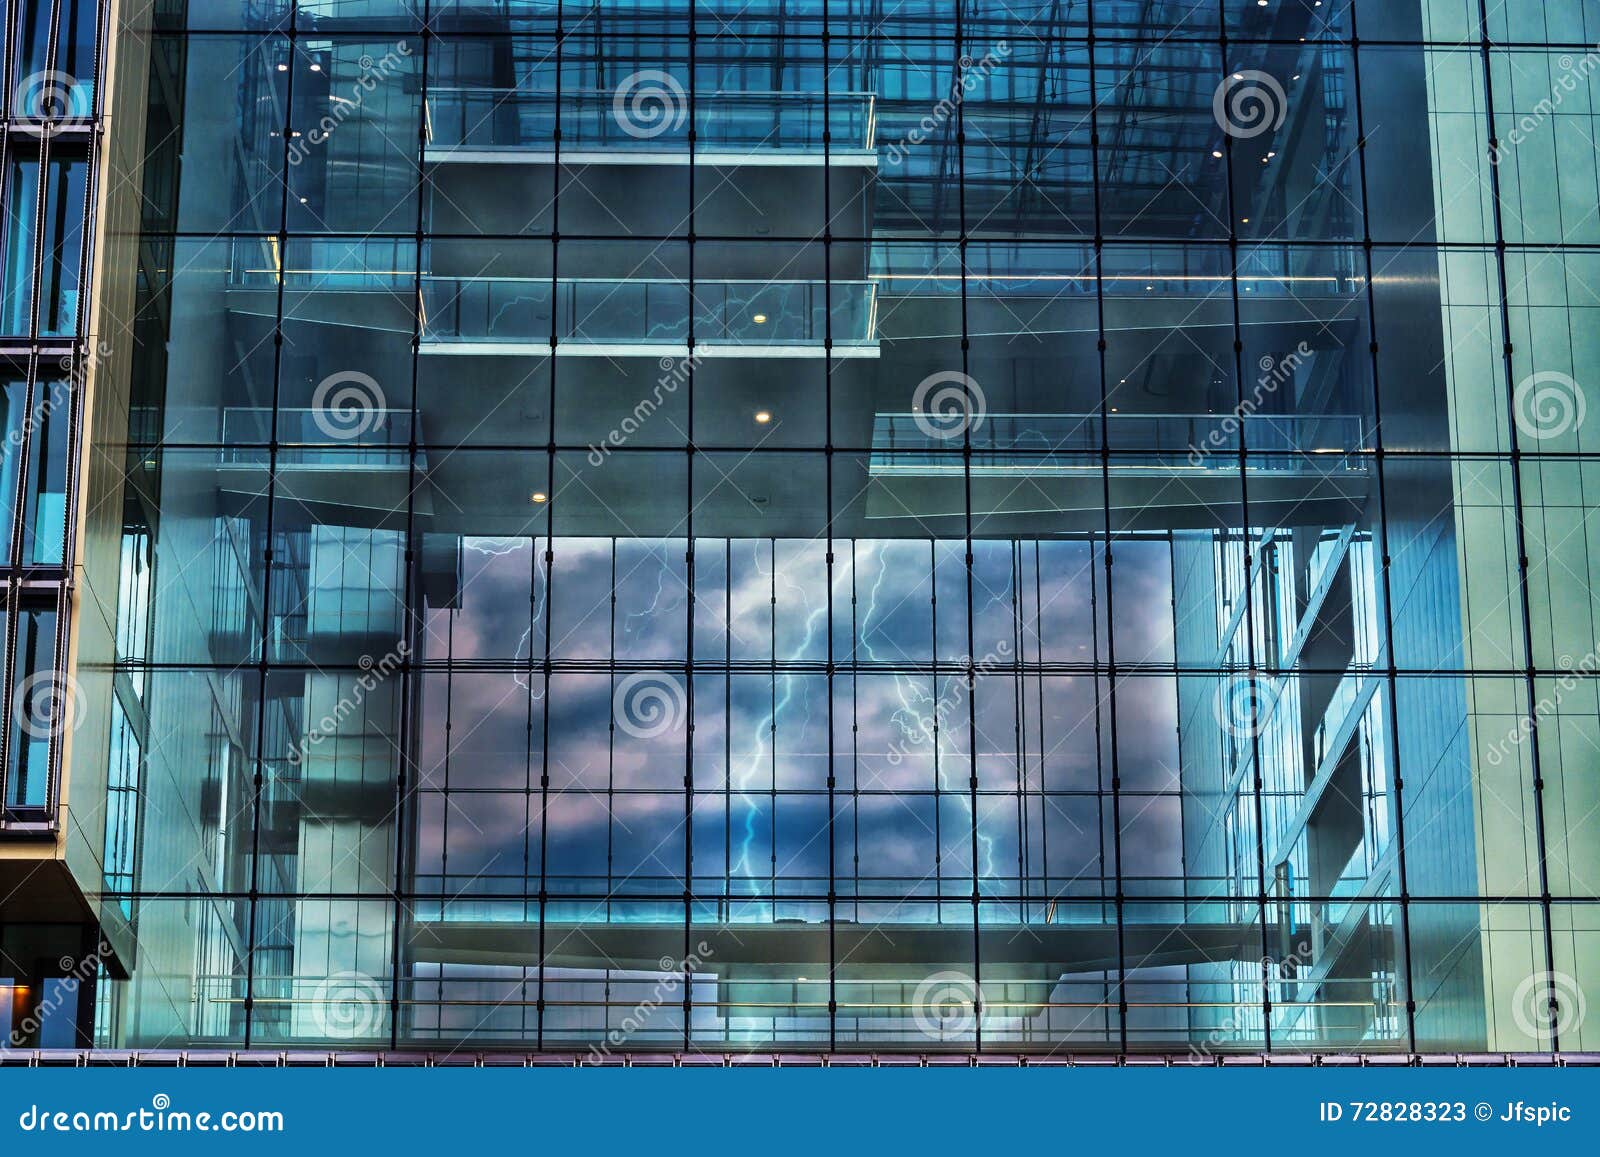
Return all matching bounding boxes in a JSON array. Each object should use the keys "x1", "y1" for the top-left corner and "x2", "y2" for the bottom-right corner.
[
  {"x1": 424, "y1": 89, "x2": 877, "y2": 164},
  {"x1": 420, "y1": 276, "x2": 879, "y2": 357},
  {"x1": 865, "y1": 412, "x2": 1372, "y2": 530},
  {"x1": 423, "y1": 90, "x2": 878, "y2": 237}
]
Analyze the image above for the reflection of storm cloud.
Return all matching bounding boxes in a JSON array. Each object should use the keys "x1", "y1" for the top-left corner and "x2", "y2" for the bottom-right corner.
[{"x1": 419, "y1": 533, "x2": 1185, "y2": 896}]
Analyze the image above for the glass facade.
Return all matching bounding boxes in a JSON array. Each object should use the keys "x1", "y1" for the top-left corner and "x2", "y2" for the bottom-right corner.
[
  {"x1": 0, "y1": 0, "x2": 95, "y2": 825},
  {"x1": 15, "y1": 0, "x2": 1600, "y2": 1055}
]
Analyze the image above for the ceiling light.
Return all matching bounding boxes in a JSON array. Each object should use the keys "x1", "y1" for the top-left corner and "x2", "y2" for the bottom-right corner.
[
  {"x1": 752, "y1": 313, "x2": 768, "y2": 324},
  {"x1": 754, "y1": 410, "x2": 772, "y2": 424},
  {"x1": 530, "y1": 491, "x2": 547, "y2": 504}
]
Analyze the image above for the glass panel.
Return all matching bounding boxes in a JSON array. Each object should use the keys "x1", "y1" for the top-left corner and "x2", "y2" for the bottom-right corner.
[{"x1": 5, "y1": 601, "x2": 58, "y2": 811}]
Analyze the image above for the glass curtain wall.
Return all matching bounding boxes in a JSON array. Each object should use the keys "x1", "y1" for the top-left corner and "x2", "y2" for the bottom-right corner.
[
  {"x1": 93, "y1": 0, "x2": 1600, "y2": 1055},
  {"x1": 0, "y1": 0, "x2": 97, "y2": 825}
]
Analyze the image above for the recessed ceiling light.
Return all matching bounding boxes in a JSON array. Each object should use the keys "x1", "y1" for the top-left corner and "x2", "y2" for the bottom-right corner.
[
  {"x1": 752, "y1": 313, "x2": 768, "y2": 324},
  {"x1": 530, "y1": 491, "x2": 547, "y2": 504},
  {"x1": 754, "y1": 410, "x2": 772, "y2": 424}
]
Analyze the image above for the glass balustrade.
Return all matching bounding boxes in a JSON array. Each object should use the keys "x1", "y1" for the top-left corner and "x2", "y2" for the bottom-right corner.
[
  {"x1": 425, "y1": 89, "x2": 876, "y2": 155},
  {"x1": 421, "y1": 277, "x2": 877, "y2": 347}
]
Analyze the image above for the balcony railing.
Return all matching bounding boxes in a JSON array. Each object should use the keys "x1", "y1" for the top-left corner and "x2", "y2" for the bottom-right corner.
[
  {"x1": 425, "y1": 89, "x2": 876, "y2": 156},
  {"x1": 221, "y1": 408, "x2": 413, "y2": 467},
  {"x1": 421, "y1": 277, "x2": 877, "y2": 347},
  {"x1": 870, "y1": 412, "x2": 1370, "y2": 473}
]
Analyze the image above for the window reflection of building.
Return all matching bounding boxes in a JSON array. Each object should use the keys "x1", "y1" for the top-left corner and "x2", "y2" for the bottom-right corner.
[{"x1": 0, "y1": 0, "x2": 1591, "y2": 1057}]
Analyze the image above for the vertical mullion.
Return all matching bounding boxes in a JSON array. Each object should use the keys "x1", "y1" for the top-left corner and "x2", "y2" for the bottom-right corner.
[
  {"x1": 1474, "y1": 0, "x2": 1560, "y2": 1054},
  {"x1": 1346, "y1": 9, "x2": 1419, "y2": 1055},
  {"x1": 242, "y1": 13, "x2": 299, "y2": 1052}
]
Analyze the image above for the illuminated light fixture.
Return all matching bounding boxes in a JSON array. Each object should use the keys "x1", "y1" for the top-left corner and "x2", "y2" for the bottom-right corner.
[
  {"x1": 752, "y1": 313, "x2": 768, "y2": 324},
  {"x1": 754, "y1": 410, "x2": 773, "y2": 424},
  {"x1": 310, "y1": 62, "x2": 322, "y2": 71},
  {"x1": 1212, "y1": 149, "x2": 1224, "y2": 158},
  {"x1": 530, "y1": 492, "x2": 547, "y2": 504}
]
